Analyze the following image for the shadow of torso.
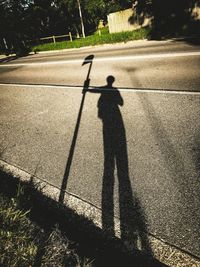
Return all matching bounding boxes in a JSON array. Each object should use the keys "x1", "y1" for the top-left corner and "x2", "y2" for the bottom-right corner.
[{"x1": 97, "y1": 86, "x2": 126, "y2": 154}]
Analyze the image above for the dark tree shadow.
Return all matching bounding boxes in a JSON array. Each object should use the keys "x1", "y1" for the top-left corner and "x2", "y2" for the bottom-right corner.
[
  {"x1": 0, "y1": 55, "x2": 19, "y2": 64},
  {"x1": 87, "y1": 75, "x2": 151, "y2": 254},
  {"x1": 129, "y1": 0, "x2": 200, "y2": 39},
  {"x1": 0, "y1": 53, "x2": 33, "y2": 64}
]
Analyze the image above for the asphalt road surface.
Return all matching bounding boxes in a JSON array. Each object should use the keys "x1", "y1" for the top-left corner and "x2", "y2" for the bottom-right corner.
[{"x1": 0, "y1": 39, "x2": 200, "y2": 258}]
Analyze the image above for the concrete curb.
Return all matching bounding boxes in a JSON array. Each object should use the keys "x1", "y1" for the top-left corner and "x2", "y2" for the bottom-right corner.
[
  {"x1": 1, "y1": 39, "x2": 152, "y2": 58},
  {"x1": 31, "y1": 39, "x2": 151, "y2": 55},
  {"x1": 0, "y1": 159, "x2": 199, "y2": 267},
  {"x1": 1, "y1": 35, "x2": 199, "y2": 59}
]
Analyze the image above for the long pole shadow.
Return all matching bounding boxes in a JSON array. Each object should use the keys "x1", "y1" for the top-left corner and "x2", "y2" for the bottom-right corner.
[
  {"x1": 59, "y1": 54, "x2": 94, "y2": 203},
  {"x1": 31, "y1": 55, "x2": 94, "y2": 266}
]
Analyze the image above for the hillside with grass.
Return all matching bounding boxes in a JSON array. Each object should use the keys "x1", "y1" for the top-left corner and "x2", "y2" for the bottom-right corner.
[{"x1": 32, "y1": 27, "x2": 150, "y2": 52}]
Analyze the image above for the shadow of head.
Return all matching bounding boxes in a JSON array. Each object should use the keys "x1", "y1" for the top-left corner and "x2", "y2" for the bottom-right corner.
[{"x1": 106, "y1": 75, "x2": 115, "y2": 88}]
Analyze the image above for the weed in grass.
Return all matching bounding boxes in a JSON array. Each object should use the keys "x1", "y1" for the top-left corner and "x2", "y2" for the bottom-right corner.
[
  {"x1": 0, "y1": 193, "x2": 41, "y2": 266},
  {"x1": 40, "y1": 226, "x2": 80, "y2": 267}
]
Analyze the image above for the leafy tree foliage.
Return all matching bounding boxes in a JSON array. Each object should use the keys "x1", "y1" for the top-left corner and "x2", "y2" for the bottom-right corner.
[
  {"x1": 0, "y1": 0, "x2": 199, "y2": 54},
  {"x1": 130, "y1": 0, "x2": 200, "y2": 38},
  {"x1": 0, "y1": 0, "x2": 132, "y2": 48}
]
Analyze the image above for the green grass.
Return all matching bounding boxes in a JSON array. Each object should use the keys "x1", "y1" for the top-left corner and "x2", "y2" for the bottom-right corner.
[
  {"x1": 0, "y1": 191, "x2": 40, "y2": 266},
  {"x1": 94, "y1": 26, "x2": 110, "y2": 35},
  {"x1": 0, "y1": 185, "x2": 86, "y2": 267},
  {"x1": 32, "y1": 27, "x2": 150, "y2": 52}
]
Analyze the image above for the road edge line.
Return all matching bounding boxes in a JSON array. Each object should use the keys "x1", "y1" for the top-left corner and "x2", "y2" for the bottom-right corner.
[
  {"x1": 1, "y1": 82, "x2": 200, "y2": 95},
  {"x1": 1, "y1": 51, "x2": 200, "y2": 67}
]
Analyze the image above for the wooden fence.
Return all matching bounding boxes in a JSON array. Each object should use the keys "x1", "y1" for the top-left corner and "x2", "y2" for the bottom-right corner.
[{"x1": 40, "y1": 32, "x2": 73, "y2": 43}]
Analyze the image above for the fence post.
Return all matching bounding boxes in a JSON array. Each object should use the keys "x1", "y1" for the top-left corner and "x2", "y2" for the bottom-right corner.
[
  {"x1": 3, "y1": 38, "x2": 8, "y2": 50},
  {"x1": 69, "y1": 32, "x2": 72, "y2": 42},
  {"x1": 53, "y1": 36, "x2": 56, "y2": 44}
]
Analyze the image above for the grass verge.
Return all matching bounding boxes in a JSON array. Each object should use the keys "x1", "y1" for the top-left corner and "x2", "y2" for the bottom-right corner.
[
  {"x1": 32, "y1": 27, "x2": 150, "y2": 52},
  {"x1": 0, "y1": 187, "x2": 86, "y2": 267},
  {"x1": 0, "y1": 168, "x2": 167, "y2": 267},
  {"x1": 0, "y1": 192, "x2": 39, "y2": 266}
]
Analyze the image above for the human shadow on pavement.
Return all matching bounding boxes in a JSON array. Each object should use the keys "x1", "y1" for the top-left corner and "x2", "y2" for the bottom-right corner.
[
  {"x1": 57, "y1": 54, "x2": 168, "y2": 265},
  {"x1": 86, "y1": 76, "x2": 152, "y2": 257}
]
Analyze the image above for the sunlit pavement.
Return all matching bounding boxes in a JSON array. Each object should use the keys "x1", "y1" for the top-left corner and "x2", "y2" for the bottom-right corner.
[{"x1": 0, "y1": 39, "x2": 200, "y2": 261}]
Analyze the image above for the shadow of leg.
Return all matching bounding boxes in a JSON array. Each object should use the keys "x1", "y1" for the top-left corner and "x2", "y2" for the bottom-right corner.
[{"x1": 101, "y1": 123, "x2": 115, "y2": 236}]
